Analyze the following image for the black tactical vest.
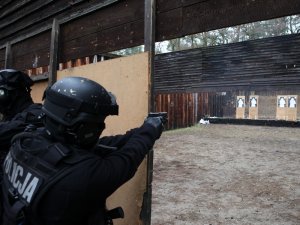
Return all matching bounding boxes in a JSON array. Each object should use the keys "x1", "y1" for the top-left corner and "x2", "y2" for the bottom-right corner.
[{"x1": 1, "y1": 131, "x2": 94, "y2": 225}]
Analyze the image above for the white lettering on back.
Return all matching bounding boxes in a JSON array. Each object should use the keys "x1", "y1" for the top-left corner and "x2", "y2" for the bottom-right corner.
[{"x1": 3, "y1": 152, "x2": 40, "y2": 203}]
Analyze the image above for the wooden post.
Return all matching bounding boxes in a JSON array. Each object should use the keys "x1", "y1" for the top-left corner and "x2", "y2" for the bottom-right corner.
[
  {"x1": 5, "y1": 42, "x2": 12, "y2": 69},
  {"x1": 142, "y1": 1, "x2": 156, "y2": 225},
  {"x1": 49, "y1": 18, "x2": 60, "y2": 85}
]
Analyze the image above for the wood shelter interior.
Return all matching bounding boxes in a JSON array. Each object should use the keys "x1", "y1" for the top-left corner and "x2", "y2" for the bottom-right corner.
[
  {"x1": 0, "y1": 0, "x2": 300, "y2": 224},
  {"x1": 0, "y1": 0, "x2": 300, "y2": 128}
]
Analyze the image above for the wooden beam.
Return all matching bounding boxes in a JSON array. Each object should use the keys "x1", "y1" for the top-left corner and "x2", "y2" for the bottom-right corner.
[
  {"x1": 48, "y1": 18, "x2": 60, "y2": 85},
  {"x1": 182, "y1": 0, "x2": 300, "y2": 38},
  {"x1": 0, "y1": 0, "x2": 14, "y2": 8},
  {"x1": 4, "y1": 41, "x2": 12, "y2": 69},
  {"x1": 2, "y1": 0, "x2": 299, "y2": 71},
  {"x1": 0, "y1": 0, "x2": 33, "y2": 19},
  {"x1": 142, "y1": 1, "x2": 156, "y2": 225},
  {"x1": 0, "y1": 0, "x2": 85, "y2": 41},
  {"x1": 0, "y1": 0, "x2": 55, "y2": 30},
  {"x1": 144, "y1": 0, "x2": 156, "y2": 54},
  {"x1": 0, "y1": 0, "x2": 121, "y2": 49},
  {"x1": 145, "y1": 0, "x2": 156, "y2": 110}
]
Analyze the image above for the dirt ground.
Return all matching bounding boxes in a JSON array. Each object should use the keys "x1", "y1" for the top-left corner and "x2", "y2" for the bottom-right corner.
[{"x1": 151, "y1": 124, "x2": 300, "y2": 225}]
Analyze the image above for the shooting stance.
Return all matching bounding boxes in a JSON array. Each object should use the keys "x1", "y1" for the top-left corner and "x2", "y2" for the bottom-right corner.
[{"x1": 1, "y1": 76, "x2": 166, "y2": 225}]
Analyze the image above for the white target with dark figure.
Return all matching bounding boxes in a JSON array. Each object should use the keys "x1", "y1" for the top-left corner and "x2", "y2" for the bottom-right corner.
[
  {"x1": 288, "y1": 96, "x2": 297, "y2": 108},
  {"x1": 237, "y1": 98, "x2": 245, "y2": 108},
  {"x1": 250, "y1": 97, "x2": 257, "y2": 108},
  {"x1": 278, "y1": 96, "x2": 286, "y2": 108}
]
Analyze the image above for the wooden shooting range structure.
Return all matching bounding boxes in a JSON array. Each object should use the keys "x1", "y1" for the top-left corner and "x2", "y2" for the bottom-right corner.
[
  {"x1": 30, "y1": 53, "x2": 150, "y2": 225},
  {"x1": 1, "y1": 0, "x2": 300, "y2": 224}
]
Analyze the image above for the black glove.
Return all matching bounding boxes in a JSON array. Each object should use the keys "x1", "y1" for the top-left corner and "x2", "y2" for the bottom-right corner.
[{"x1": 144, "y1": 116, "x2": 164, "y2": 139}]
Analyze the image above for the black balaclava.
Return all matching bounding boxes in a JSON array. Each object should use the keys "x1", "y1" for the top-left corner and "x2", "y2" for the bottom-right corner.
[{"x1": 0, "y1": 69, "x2": 34, "y2": 120}]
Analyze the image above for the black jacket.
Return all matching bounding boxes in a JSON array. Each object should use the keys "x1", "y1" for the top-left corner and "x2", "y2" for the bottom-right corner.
[
  {"x1": 9, "y1": 123, "x2": 158, "y2": 225},
  {"x1": 0, "y1": 103, "x2": 43, "y2": 168}
]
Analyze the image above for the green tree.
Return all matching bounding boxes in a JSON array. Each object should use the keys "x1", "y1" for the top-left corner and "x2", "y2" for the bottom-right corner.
[{"x1": 113, "y1": 15, "x2": 300, "y2": 55}]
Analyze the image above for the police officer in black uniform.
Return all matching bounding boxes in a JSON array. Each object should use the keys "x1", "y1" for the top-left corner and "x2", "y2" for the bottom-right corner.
[
  {"x1": 0, "y1": 69, "x2": 43, "y2": 168},
  {"x1": 1, "y1": 76, "x2": 165, "y2": 225}
]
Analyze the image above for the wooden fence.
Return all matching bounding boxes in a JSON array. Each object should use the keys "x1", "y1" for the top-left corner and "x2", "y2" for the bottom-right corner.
[{"x1": 154, "y1": 92, "x2": 227, "y2": 129}]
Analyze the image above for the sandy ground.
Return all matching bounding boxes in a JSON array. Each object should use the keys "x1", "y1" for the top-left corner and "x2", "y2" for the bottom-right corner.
[{"x1": 151, "y1": 124, "x2": 300, "y2": 225}]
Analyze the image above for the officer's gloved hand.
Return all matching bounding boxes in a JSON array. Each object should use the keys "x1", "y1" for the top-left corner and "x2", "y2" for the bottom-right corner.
[{"x1": 144, "y1": 116, "x2": 164, "y2": 140}]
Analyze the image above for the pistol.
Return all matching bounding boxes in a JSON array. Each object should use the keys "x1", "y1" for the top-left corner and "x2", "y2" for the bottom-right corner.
[{"x1": 148, "y1": 112, "x2": 168, "y2": 125}]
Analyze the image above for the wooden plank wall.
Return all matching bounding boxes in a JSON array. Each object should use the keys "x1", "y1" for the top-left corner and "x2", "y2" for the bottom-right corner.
[
  {"x1": 154, "y1": 34, "x2": 300, "y2": 129},
  {"x1": 155, "y1": 91, "x2": 300, "y2": 129},
  {"x1": 26, "y1": 33, "x2": 300, "y2": 129},
  {"x1": 0, "y1": 48, "x2": 5, "y2": 68},
  {"x1": 0, "y1": 0, "x2": 142, "y2": 70},
  {"x1": 154, "y1": 33, "x2": 300, "y2": 93},
  {"x1": 155, "y1": 92, "x2": 227, "y2": 129},
  {"x1": 1, "y1": 0, "x2": 299, "y2": 71}
]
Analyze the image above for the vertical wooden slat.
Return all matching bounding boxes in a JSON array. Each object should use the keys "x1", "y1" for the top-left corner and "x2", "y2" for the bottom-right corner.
[
  {"x1": 4, "y1": 41, "x2": 12, "y2": 69},
  {"x1": 194, "y1": 93, "x2": 198, "y2": 123},
  {"x1": 145, "y1": 0, "x2": 156, "y2": 112},
  {"x1": 201, "y1": 93, "x2": 204, "y2": 118},
  {"x1": 49, "y1": 18, "x2": 60, "y2": 86},
  {"x1": 157, "y1": 94, "x2": 161, "y2": 112},
  {"x1": 181, "y1": 93, "x2": 183, "y2": 128},
  {"x1": 186, "y1": 93, "x2": 189, "y2": 126},
  {"x1": 171, "y1": 93, "x2": 175, "y2": 129},
  {"x1": 169, "y1": 94, "x2": 173, "y2": 129},
  {"x1": 167, "y1": 94, "x2": 171, "y2": 129},
  {"x1": 193, "y1": 93, "x2": 196, "y2": 124},
  {"x1": 175, "y1": 93, "x2": 178, "y2": 128},
  {"x1": 182, "y1": 93, "x2": 185, "y2": 128},
  {"x1": 189, "y1": 93, "x2": 194, "y2": 125},
  {"x1": 142, "y1": 0, "x2": 156, "y2": 224}
]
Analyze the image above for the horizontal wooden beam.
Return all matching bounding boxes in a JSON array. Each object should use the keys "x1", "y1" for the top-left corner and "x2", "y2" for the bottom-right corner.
[
  {"x1": 0, "y1": 0, "x2": 14, "y2": 8},
  {"x1": 0, "y1": 0, "x2": 54, "y2": 30},
  {"x1": 61, "y1": 19, "x2": 144, "y2": 61},
  {"x1": 0, "y1": 0, "x2": 121, "y2": 48},
  {"x1": 0, "y1": 0, "x2": 33, "y2": 19},
  {"x1": 154, "y1": 33, "x2": 300, "y2": 93},
  {"x1": 181, "y1": 0, "x2": 300, "y2": 37},
  {"x1": 1, "y1": 0, "x2": 299, "y2": 71}
]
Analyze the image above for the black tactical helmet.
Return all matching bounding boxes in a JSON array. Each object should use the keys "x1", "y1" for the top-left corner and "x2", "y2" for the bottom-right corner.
[
  {"x1": 0, "y1": 69, "x2": 33, "y2": 104},
  {"x1": 42, "y1": 76, "x2": 119, "y2": 148}
]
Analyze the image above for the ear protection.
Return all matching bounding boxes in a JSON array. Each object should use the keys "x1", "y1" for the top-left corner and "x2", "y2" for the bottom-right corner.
[{"x1": 0, "y1": 87, "x2": 10, "y2": 104}]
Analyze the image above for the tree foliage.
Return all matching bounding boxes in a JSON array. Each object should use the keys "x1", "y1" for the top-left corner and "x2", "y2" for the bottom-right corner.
[
  {"x1": 112, "y1": 15, "x2": 300, "y2": 55},
  {"x1": 157, "y1": 15, "x2": 300, "y2": 53}
]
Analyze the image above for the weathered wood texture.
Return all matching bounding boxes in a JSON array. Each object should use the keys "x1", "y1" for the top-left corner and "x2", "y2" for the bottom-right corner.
[
  {"x1": 155, "y1": 92, "x2": 228, "y2": 129},
  {"x1": 0, "y1": 48, "x2": 5, "y2": 68},
  {"x1": 155, "y1": 91, "x2": 300, "y2": 129},
  {"x1": 23, "y1": 34, "x2": 300, "y2": 130},
  {"x1": 48, "y1": 19, "x2": 60, "y2": 85},
  {"x1": 154, "y1": 34, "x2": 300, "y2": 93},
  {"x1": 154, "y1": 34, "x2": 300, "y2": 129},
  {"x1": 0, "y1": 0, "x2": 299, "y2": 70}
]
